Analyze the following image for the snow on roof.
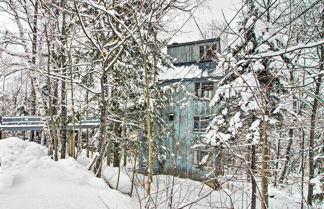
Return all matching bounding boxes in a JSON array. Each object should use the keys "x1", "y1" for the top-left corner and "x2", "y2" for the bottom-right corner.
[{"x1": 159, "y1": 65, "x2": 210, "y2": 81}]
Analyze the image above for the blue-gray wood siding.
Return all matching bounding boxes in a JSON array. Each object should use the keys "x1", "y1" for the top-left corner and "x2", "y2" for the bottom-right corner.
[
  {"x1": 160, "y1": 78, "x2": 220, "y2": 179},
  {"x1": 167, "y1": 40, "x2": 220, "y2": 65}
]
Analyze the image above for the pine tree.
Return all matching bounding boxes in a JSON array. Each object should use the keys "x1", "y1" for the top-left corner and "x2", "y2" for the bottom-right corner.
[{"x1": 201, "y1": 1, "x2": 290, "y2": 208}]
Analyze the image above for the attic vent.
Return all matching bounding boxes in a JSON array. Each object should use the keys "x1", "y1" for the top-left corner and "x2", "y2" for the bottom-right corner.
[{"x1": 168, "y1": 114, "x2": 174, "y2": 121}]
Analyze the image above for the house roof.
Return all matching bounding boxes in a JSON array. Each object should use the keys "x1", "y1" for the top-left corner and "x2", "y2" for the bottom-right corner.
[
  {"x1": 160, "y1": 38, "x2": 222, "y2": 83},
  {"x1": 167, "y1": 38, "x2": 220, "y2": 48}
]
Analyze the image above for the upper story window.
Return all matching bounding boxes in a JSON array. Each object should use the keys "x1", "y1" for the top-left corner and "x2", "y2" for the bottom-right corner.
[
  {"x1": 195, "y1": 82, "x2": 213, "y2": 99},
  {"x1": 194, "y1": 116, "x2": 212, "y2": 132},
  {"x1": 199, "y1": 44, "x2": 217, "y2": 61}
]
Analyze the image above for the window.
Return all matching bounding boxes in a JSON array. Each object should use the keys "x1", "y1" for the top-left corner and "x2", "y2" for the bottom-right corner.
[
  {"x1": 194, "y1": 116, "x2": 212, "y2": 132},
  {"x1": 199, "y1": 44, "x2": 217, "y2": 61},
  {"x1": 193, "y1": 150, "x2": 212, "y2": 167},
  {"x1": 195, "y1": 82, "x2": 213, "y2": 99}
]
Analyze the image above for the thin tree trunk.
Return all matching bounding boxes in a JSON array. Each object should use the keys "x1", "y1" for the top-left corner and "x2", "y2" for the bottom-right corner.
[
  {"x1": 45, "y1": 24, "x2": 58, "y2": 161},
  {"x1": 113, "y1": 122, "x2": 122, "y2": 167},
  {"x1": 94, "y1": 66, "x2": 108, "y2": 177},
  {"x1": 260, "y1": 118, "x2": 268, "y2": 209},
  {"x1": 278, "y1": 129, "x2": 293, "y2": 183},
  {"x1": 306, "y1": 46, "x2": 322, "y2": 205},
  {"x1": 60, "y1": 78, "x2": 67, "y2": 158},
  {"x1": 30, "y1": 0, "x2": 38, "y2": 142},
  {"x1": 301, "y1": 130, "x2": 305, "y2": 209},
  {"x1": 130, "y1": 150, "x2": 137, "y2": 197},
  {"x1": 116, "y1": 163, "x2": 121, "y2": 190},
  {"x1": 69, "y1": 52, "x2": 76, "y2": 159},
  {"x1": 58, "y1": 0, "x2": 68, "y2": 159},
  {"x1": 274, "y1": 130, "x2": 281, "y2": 186},
  {"x1": 123, "y1": 148, "x2": 127, "y2": 167},
  {"x1": 279, "y1": 69, "x2": 297, "y2": 183},
  {"x1": 68, "y1": 130, "x2": 75, "y2": 157},
  {"x1": 86, "y1": 88, "x2": 89, "y2": 158},
  {"x1": 144, "y1": 51, "x2": 153, "y2": 196},
  {"x1": 30, "y1": 80, "x2": 36, "y2": 142},
  {"x1": 261, "y1": 2, "x2": 271, "y2": 205},
  {"x1": 260, "y1": 81, "x2": 270, "y2": 209},
  {"x1": 251, "y1": 144, "x2": 257, "y2": 209}
]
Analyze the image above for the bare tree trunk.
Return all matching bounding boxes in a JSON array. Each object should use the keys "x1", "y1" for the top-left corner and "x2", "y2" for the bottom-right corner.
[
  {"x1": 68, "y1": 130, "x2": 75, "y2": 157},
  {"x1": 143, "y1": 52, "x2": 153, "y2": 196},
  {"x1": 301, "y1": 130, "x2": 306, "y2": 209},
  {"x1": 274, "y1": 130, "x2": 281, "y2": 186},
  {"x1": 106, "y1": 143, "x2": 111, "y2": 166},
  {"x1": 113, "y1": 122, "x2": 122, "y2": 167},
  {"x1": 69, "y1": 51, "x2": 76, "y2": 159},
  {"x1": 30, "y1": 80, "x2": 36, "y2": 141},
  {"x1": 130, "y1": 149, "x2": 137, "y2": 197},
  {"x1": 306, "y1": 45, "x2": 322, "y2": 205},
  {"x1": 86, "y1": 88, "x2": 89, "y2": 158},
  {"x1": 278, "y1": 129, "x2": 293, "y2": 183},
  {"x1": 260, "y1": 2, "x2": 271, "y2": 207},
  {"x1": 60, "y1": 77, "x2": 67, "y2": 158},
  {"x1": 251, "y1": 144, "x2": 257, "y2": 209},
  {"x1": 59, "y1": 3, "x2": 68, "y2": 158},
  {"x1": 45, "y1": 24, "x2": 58, "y2": 161},
  {"x1": 260, "y1": 117, "x2": 268, "y2": 209},
  {"x1": 94, "y1": 68, "x2": 108, "y2": 177},
  {"x1": 279, "y1": 68, "x2": 297, "y2": 183},
  {"x1": 30, "y1": 0, "x2": 38, "y2": 142}
]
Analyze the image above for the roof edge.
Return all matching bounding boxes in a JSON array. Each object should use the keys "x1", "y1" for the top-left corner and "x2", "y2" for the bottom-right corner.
[{"x1": 167, "y1": 38, "x2": 220, "y2": 48}]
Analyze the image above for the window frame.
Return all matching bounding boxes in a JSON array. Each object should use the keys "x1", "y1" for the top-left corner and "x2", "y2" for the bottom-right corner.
[
  {"x1": 199, "y1": 44, "x2": 217, "y2": 62},
  {"x1": 192, "y1": 149, "x2": 213, "y2": 168},
  {"x1": 195, "y1": 81, "x2": 214, "y2": 100},
  {"x1": 193, "y1": 115, "x2": 212, "y2": 133}
]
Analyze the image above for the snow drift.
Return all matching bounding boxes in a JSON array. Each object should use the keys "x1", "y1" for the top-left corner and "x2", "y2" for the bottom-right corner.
[{"x1": 0, "y1": 137, "x2": 136, "y2": 209}]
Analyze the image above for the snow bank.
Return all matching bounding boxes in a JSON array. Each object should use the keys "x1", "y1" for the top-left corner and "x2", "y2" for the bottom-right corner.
[
  {"x1": 133, "y1": 174, "x2": 303, "y2": 209},
  {"x1": 0, "y1": 137, "x2": 137, "y2": 209},
  {"x1": 102, "y1": 166, "x2": 133, "y2": 195}
]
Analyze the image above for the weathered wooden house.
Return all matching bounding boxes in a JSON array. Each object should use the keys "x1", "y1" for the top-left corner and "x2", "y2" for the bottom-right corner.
[{"x1": 141, "y1": 38, "x2": 224, "y2": 181}]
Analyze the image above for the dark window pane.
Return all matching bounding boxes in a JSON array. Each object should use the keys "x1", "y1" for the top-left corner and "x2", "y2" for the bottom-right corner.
[
  {"x1": 195, "y1": 82, "x2": 201, "y2": 97},
  {"x1": 202, "y1": 82, "x2": 213, "y2": 90},
  {"x1": 200, "y1": 116, "x2": 211, "y2": 130},
  {"x1": 194, "y1": 116, "x2": 200, "y2": 130},
  {"x1": 199, "y1": 46, "x2": 205, "y2": 61}
]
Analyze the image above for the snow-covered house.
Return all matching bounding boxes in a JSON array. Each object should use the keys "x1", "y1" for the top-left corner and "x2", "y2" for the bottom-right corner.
[{"x1": 141, "y1": 38, "x2": 224, "y2": 181}]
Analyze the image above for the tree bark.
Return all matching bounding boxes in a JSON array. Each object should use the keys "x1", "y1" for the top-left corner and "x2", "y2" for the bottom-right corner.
[
  {"x1": 251, "y1": 144, "x2": 256, "y2": 209},
  {"x1": 59, "y1": 0, "x2": 68, "y2": 159},
  {"x1": 113, "y1": 122, "x2": 122, "y2": 167},
  {"x1": 30, "y1": 0, "x2": 38, "y2": 142},
  {"x1": 94, "y1": 66, "x2": 108, "y2": 177},
  {"x1": 45, "y1": 24, "x2": 58, "y2": 161},
  {"x1": 306, "y1": 45, "x2": 322, "y2": 206},
  {"x1": 260, "y1": 118, "x2": 269, "y2": 209},
  {"x1": 144, "y1": 51, "x2": 153, "y2": 196}
]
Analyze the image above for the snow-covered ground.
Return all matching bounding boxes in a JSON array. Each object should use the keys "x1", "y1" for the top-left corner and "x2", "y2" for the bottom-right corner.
[
  {"x1": 0, "y1": 137, "x2": 137, "y2": 209},
  {"x1": 0, "y1": 137, "x2": 319, "y2": 209},
  {"x1": 103, "y1": 166, "x2": 303, "y2": 209}
]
